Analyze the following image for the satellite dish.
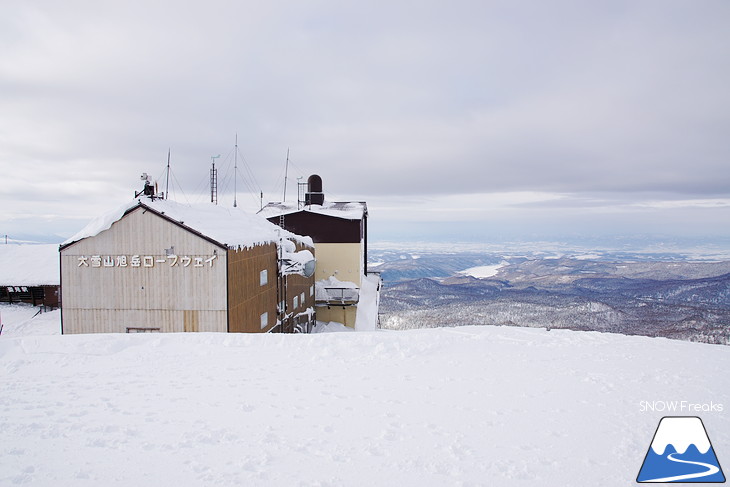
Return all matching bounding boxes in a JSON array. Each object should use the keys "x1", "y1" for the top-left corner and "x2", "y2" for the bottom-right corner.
[{"x1": 302, "y1": 259, "x2": 316, "y2": 278}]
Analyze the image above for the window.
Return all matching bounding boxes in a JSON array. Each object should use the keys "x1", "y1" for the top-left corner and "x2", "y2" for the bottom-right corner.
[
  {"x1": 310, "y1": 285, "x2": 314, "y2": 297},
  {"x1": 293, "y1": 295, "x2": 299, "y2": 309},
  {"x1": 260, "y1": 312, "x2": 268, "y2": 329},
  {"x1": 300, "y1": 292, "x2": 305, "y2": 305},
  {"x1": 260, "y1": 269, "x2": 268, "y2": 286}
]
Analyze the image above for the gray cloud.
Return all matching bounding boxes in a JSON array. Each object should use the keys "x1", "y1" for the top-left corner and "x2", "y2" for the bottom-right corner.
[{"x1": 1, "y1": 0, "x2": 729, "y2": 240}]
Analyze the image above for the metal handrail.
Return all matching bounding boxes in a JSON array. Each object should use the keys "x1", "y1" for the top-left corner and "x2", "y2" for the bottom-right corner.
[{"x1": 316, "y1": 287, "x2": 360, "y2": 304}]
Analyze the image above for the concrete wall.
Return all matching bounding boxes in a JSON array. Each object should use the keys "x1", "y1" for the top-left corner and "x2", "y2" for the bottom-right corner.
[
  {"x1": 314, "y1": 242, "x2": 361, "y2": 328},
  {"x1": 314, "y1": 242, "x2": 362, "y2": 286},
  {"x1": 316, "y1": 304, "x2": 357, "y2": 328}
]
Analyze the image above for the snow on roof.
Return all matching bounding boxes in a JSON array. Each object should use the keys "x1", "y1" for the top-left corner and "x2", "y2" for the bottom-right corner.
[
  {"x1": 62, "y1": 198, "x2": 313, "y2": 249},
  {"x1": 258, "y1": 201, "x2": 367, "y2": 220},
  {"x1": 0, "y1": 244, "x2": 60, "y2": 286}
]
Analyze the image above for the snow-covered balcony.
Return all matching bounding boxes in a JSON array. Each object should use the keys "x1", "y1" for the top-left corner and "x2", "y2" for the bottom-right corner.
[{"x1": 315, "y1": 277, "x2": 360, "y2": 306}]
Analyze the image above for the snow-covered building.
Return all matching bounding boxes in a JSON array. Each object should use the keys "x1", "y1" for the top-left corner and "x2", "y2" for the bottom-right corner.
[
  {"x1": 0, "y1": 244, "x2": 60, "y2": 308},
  {"x1": 259, "y1": 175, "x2": 380, "y2": 329},
  {"x1": 60, "y1": 198, "x2": 315, "y2": 334}
]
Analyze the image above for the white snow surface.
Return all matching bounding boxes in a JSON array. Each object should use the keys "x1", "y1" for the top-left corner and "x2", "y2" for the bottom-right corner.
[
  {"x1": 63, "y1": 199, "x2": 312, "y2": 249},
  {"x1": 282, "y1": 249, "x2": 314, "y2": 266},
  {"x1": 259, "y1": 201, "x2": 367, "y2": 220},
  {"x1": 355, "y1": 274, "x2": 380, "y2": 331},
  {"x1": 1, "y1": 308, "x2": 729, "y2": 486},
  {"x1": 311, "y1": 320, "x2": 355, "y2": 333},
  {"x1": 458, "y1": 261, "x2": 508, "y2": 279},
  {"x1": 315, "y1": 276, "x2": 358, "y2": 289},
  {"x1": 0, "y1": 303, "x2": 60, "y2": 336},
  {"x1": 0, "y1": 244, "x2": 59, "y2": 286}
]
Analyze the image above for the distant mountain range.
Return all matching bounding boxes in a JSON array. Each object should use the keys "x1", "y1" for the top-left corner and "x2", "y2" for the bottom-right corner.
[{"x1": 370, "y1": 249, "x2": 730, "y2": 345}]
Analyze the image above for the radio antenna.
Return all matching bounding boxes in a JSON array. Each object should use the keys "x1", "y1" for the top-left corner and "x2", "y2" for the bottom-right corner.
[
  {"x1": 165, "y1": 148, "x2": 171, "y2": 199},
  {"x1": 283, "y1": 148, "x2": 290, "y2": 202},
  {"x1": 233, "y1": 134, "x2": 238, "y2": 208},
  {"x1": 210, "y1": 154, "x2": 220, "y2": 205}
]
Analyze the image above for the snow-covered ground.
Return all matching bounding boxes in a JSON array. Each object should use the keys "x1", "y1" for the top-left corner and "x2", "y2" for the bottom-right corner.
[
  {"x1": 458, "y1": 262, "x2": 508, "y2": 279},
  {"x1": 0, "y1": 304, "x2": 60, "y2": 337},
  {"x1": 0, "y1": 244, "x2": 59, "y2": 286},
  {"x1": 1, "y1": 305, "x2": 728, "y2": 486}
]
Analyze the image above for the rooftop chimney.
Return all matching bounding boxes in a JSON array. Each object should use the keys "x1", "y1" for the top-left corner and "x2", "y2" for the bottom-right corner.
[{"x1": 305, "y1": 174, "x2": 324, "y2": 206}]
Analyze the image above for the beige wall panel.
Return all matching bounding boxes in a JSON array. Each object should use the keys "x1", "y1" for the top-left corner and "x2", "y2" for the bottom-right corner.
[
  {"x1": 61, "y1": 207, "x2": 228, "y2": 334},
  {"x1": 316, "y1": 305, "x2": 357, "y2": 328},
  {"x1": 313, "y1": 242, "x2": 360, "y2": 328},
  {"x1": 314, "y1": 243, "x2": 362, "y2": 286},
  {"x1": 184, "y1": 310, "x2": 200, "y2": 332},
  {"x1": 66, "y1": 207, "x2": 225, "y2": 255},
  {"x1": 62, "y1": 309, "x2": 226, "y2": 334}
]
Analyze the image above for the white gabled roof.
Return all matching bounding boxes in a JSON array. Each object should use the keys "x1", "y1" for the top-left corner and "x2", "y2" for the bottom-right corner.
[
  {"x1": 62, "y1": 199, "x2": 313, "y2": 249},
  {"x1": 258, "y1": 201, "x2": 367, "y2": 220},
  {"x1": 0, "y1": 244, "x2": 60, "y2": 286}
]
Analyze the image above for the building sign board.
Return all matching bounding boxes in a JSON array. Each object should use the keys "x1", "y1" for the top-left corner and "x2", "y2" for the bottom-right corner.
[{"x1": 76, "y1": 254, "x2": 217, "y2": 269}]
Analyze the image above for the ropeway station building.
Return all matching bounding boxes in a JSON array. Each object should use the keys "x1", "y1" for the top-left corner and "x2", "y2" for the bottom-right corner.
[
  {"x1": 59, "y1": 197, "x2": 316, "y2": 334},
  {"x1": 259, "y1": 175, "x2": 381, "y2": 330}
]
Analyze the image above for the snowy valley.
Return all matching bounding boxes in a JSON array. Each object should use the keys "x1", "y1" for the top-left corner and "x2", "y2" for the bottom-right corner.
[{"x1": 372, "y1": 245, "x2": 730, "y2": 345}]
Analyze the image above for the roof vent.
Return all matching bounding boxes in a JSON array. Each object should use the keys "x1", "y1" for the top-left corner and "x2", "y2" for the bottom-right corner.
[{"x1": 305, "y1": 174, "x2": 324, "y2": 206}]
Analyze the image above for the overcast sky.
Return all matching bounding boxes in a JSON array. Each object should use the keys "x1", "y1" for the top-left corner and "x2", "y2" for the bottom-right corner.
[{"x1": 2, "y1": 0, "x2": 729, "y2": 244}]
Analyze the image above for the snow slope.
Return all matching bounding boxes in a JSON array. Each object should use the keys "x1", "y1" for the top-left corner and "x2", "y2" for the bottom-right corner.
[
  {"x1": 1, "y1": 309, "x2": 728, "y2": 486},
  {"x1": 0, "y1": 304, "x2": 60, "y2": 337}
]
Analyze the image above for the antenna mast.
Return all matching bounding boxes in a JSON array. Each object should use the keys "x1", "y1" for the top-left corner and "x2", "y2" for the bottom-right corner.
[
  {"x1": 233, "y1": 134, "x2": 238, "y2": 208},
  {"x1": 210, "y1": 154, "x2": 220, "y2": 205},
  {"x1": 283, "y1": 148, "x2": 289, "y2": 202},
  {"x1": 165, "y1": 148, "x2": 171, "y2": 200}
]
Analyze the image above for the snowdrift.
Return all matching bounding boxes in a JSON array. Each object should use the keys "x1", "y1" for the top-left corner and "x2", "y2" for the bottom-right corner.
[{"x1": 1, "y1": 306, "x2": 728, "y2": 486}]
